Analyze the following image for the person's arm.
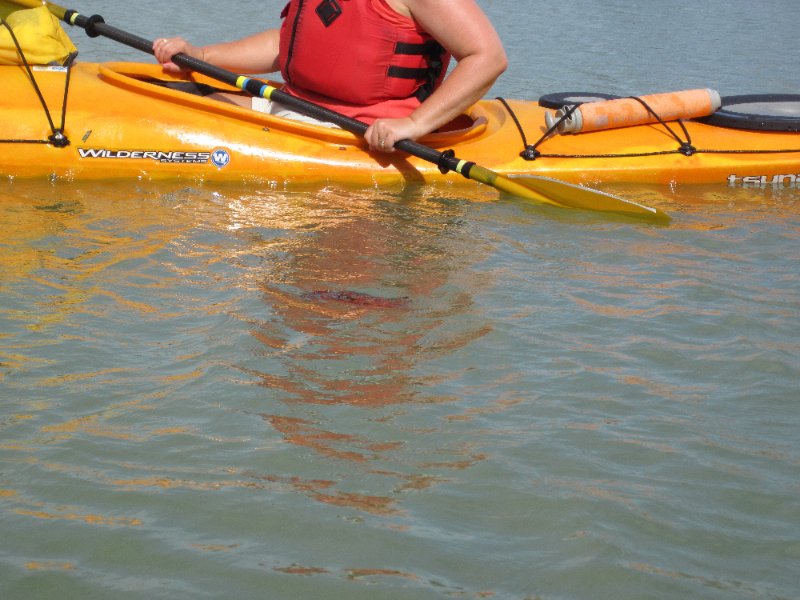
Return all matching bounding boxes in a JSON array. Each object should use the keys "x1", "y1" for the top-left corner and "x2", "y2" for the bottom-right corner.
[
  {"x1": 153, "y1": 29, "x2": 280, "y2": 75},
  {"x1": 365, "y1": 0, "x2": 507, "y2": 152}
]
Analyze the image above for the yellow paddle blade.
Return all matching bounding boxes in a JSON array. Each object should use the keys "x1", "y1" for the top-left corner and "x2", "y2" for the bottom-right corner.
[
  {"x1": 467, "y1": 165, "x2": 668, "y2": 221},
  {"x1": 465, "y1": 164, "x2": 561, "y2": 207},
  {"x1": 511, "y1": 174, "x2": 670, "y2": 222}
]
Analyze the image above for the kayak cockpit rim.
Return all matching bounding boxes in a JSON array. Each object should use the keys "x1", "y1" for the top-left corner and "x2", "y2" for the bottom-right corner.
[{"x1": 97, "y1": 62, "x2": 489, "y2": 147}]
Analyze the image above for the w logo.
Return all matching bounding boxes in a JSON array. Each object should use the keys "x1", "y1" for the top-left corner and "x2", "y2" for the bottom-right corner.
[{"x1": 211, "y1": 148, "x2": 231, "y2": 168}]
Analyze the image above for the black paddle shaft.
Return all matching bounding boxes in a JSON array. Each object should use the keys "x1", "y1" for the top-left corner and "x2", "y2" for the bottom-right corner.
[{"x1": 63, "y1": 11, "x2": 466, "y2": 175}]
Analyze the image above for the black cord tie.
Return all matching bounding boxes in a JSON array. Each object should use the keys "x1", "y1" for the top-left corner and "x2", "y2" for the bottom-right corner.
[
  {"x1": 48, "y1": 51, "x2": 78, "y2": 148},
  {"x1": 0, "y1": 18, "x2": 74, "y2": 147},
  {"x1": 627, "y1": 95, "x2": 696, "y2": 156},
  {"x1": 496, "y1": 93, "x2": 708, "y2": 161},
  {"x1": 496, "y1": 96, "x2": 579, "y2": 161}
]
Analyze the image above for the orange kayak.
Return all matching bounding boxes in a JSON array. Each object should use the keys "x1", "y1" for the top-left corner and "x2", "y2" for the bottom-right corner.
[{"x1": 2, "y1": 61, "x2": 800, "y2": 188}]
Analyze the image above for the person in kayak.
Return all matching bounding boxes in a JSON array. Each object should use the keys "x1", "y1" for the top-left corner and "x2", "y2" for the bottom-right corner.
[{"x1": 152, "y1": 0, "x2": 507, "y2": 153}]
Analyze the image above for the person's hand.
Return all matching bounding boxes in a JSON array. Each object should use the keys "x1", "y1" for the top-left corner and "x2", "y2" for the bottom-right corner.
[
  {"x1": 153, "y1": 36, "x2": 201, "y2": 73},
  {"x1": 364, "y1": 117, "x2": 425, "y2": 153}
]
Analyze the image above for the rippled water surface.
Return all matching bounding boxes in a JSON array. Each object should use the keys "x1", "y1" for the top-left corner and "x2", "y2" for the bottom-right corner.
[{"x1": 2, "y1": 1, "x2": 800, "y2": 599}]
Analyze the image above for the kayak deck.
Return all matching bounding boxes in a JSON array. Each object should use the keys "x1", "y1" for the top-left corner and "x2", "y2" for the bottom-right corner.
[{"x1": 2, "y1": 61, "x2": 800, "y2": 187}]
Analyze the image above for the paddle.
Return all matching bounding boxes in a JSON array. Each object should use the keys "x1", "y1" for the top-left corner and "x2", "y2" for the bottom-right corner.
[{"x1": 4, "y1": 0, "x2": 668, "y2": 221}]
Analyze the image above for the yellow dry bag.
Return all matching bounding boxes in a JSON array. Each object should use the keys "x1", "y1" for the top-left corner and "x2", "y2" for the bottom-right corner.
[{"x1": 0, "y1": 5, "x2": 77, "y2": 66}]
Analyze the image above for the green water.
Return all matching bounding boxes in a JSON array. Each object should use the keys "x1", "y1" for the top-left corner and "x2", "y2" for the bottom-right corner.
[{"x1": 2, "y1": 1, "x2": 800, "y2": 599}]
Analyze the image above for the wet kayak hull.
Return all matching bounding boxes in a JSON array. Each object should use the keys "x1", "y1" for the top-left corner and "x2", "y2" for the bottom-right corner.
[{"x1": 2, "y1": 62, "x2": 799, "y2": 188}]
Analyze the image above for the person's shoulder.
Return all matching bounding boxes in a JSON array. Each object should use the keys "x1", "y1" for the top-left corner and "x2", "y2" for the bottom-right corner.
[
  {"x1": 399, "y1": 0, "x2": 483, "y2": 16},
  {"x1": 382, "y1": 0, "x2": 413, "y2": 18}
]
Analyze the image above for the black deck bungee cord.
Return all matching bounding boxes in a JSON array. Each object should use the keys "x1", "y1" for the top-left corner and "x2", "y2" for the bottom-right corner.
[
  {"x1": 497, "y1": 95, "x2": 800, "y2": 161},
  {"x1": 0, "y1": 17, "x2": 74, "y2": 147},
  {"x1": 495, "y1": 96, "x2": 578, "y2": 160}
]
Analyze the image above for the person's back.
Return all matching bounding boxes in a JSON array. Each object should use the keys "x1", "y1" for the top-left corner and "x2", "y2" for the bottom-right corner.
[{"x1": 278, "y1": 0, "x2": 452, "y2": 123}]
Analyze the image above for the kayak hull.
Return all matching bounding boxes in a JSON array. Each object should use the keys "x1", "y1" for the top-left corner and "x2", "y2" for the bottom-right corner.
[{"x1": 2, "y1": 61, "x2": 800, "y2": 188}]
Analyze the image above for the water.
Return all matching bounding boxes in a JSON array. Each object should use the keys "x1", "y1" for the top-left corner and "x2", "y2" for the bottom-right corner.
[{"x1": 2, "y1": 1, "x2": 800, "y2": 599}]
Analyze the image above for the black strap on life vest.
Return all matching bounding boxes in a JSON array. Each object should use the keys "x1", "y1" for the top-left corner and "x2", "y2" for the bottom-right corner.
[{"x1": 389, "y1": 40, "x2": 446, "y2": 102}]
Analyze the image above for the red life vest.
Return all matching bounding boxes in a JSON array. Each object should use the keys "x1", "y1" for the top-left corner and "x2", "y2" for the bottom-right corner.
[{"x1": 278, "y1": 0, "x2": 451, "y2": 122}]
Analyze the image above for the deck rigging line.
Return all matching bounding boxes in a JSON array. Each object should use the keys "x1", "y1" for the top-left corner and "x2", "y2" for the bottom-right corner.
[
  {"x1": 496, "y1": 96, "x2": 800, "y2": 161},
  {"x1": 0, "y1": 16, "x2": 74, "y2": 147}
]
